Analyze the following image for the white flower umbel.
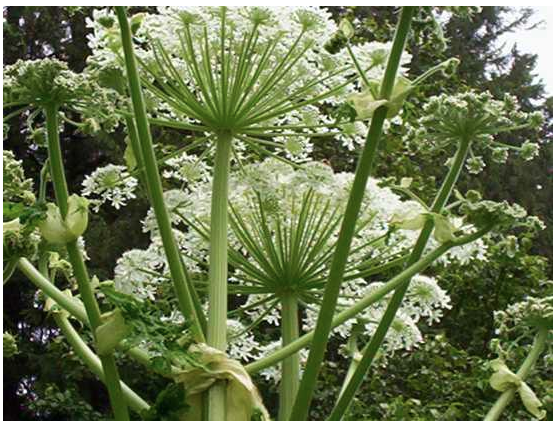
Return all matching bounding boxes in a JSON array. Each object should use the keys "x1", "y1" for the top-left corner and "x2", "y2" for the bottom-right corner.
[
  {"x1": 114, "y1": 248, "x2": 165, "y2": 300},
  {"x1": 86, "y1": 6, "x2": 412, "y2": 159},
  {"x1": 403, "y1": 90, "x2": 543, "y2": 175},
  {"x1": 81, "y1": 164, "x2": 138, "y2": 211}
]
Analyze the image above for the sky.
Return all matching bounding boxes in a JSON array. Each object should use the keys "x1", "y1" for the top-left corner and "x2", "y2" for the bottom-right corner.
[{"x1": 497, "y1": 6, "x2": 553, "y2": 96}]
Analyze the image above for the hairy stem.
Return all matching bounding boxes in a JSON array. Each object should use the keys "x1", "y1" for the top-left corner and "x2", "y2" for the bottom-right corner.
[
  {"x1": 289, "y1": 7, "x2": 416, "y2": 420},
  {"x1": 328, "y1": 136, "x2": 472, "y2": 420},
  {"x1": 44, "y1": 103, "x2": 130, "y2": 421},
  {"x1": 115, "y1": 6, "x2": 205, "y2": 342},
  {"x1": 207, "y1": 132, "x2": 233, "y2": 420},
  {"x1": 484, "y1": 328, "x2": 549, "y2": 421},
  {"x1": 279, "y1": 293, "x2": 300, "y2": 420}
]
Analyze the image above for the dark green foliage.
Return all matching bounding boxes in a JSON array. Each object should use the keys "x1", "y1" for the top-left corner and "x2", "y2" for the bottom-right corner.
[
  {"x1": 100, "y1": 286, "x2": 195, "y2": 375},
  {"x1": 141, "y1": 382, "x2": 189, "y2": 420}
]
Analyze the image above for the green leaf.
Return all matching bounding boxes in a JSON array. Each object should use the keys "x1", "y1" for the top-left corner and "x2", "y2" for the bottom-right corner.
[
  {"x1": 348, "y1": 92, "x2": 388, "y2": 120},
  {"x1": 489, "y1": 358, "x2": 546, "y2": 419},
  {"x1": 518, "y1": 382, "x2": 546, "y2": 420},
  {"x1": 38, "y1": 195, "x2": 89, "y2": 244},
  {"x1": 142, "y1": 382, "x2": 189, "y2": 420},
  {"x1": 391, "y1": 209, "x2": 428, "y2": 231},
  {"x1": 3, "y1": 202, "x2": 24, "y2": 221},
  {"x1": 348, "y1": 77, "x2": 413, "y2": 120}
]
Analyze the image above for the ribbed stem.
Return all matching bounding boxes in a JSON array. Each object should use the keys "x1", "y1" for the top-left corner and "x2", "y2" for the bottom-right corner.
[
  {"x1": 44, "y1": 104, "x2": 130, "y2": 421},
  {"x1": 279, "y1": 294, "x2": 300, "y2": 420},
  {"x1": 124, "y1": 115, "x2": 151, "y2": 200},
  {"x1": 289, "y1": 7, "x2": 416, "y2": 420},
  {"x1": 484, "y1": 328, "x2": 549, "y2": 421},
  {"x1": 328, "y1": 137, "x2": 471, "y2": 420},
  {"x1": 207, "y1": 132, "x2": 232, "y2": 421},
  {"x1": 115, "y1": 6, "x2": 205, "y2": 342}
]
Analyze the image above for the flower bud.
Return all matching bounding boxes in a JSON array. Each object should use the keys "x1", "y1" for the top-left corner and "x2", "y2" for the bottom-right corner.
[
  {"x1": 339, "y1": 18, "x2": 355, "y2": 39},
  {"x1": 39, "y1": 195, "x2": 89, "y2": 244},
  {"x1": 519, "y1": 141, "x2": 539, "y2": 161},
  {"x1": 491, "y1": 147, "x2": 509, "y2": 164},
  {"x1": 466, "y1": 156, "x2": 485, "y2": 174}
]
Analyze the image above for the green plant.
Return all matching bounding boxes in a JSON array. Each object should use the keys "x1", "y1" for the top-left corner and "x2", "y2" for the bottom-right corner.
[{"x1": 3, "y1": 5, "x2": 550, "y2": 421}]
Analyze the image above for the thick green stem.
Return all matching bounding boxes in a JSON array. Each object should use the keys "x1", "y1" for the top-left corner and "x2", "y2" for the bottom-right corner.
[
  {"x1": 289, "y1": 7, "x2": 416, "y2": 420},
  {"x1": 207, "y1": 132, "x2": 232, "y2": 420},
  {"x1": 124, "y1": 115, "x2": 151, "y2": 200},
  {"x1": 279, "y1": 294, "x2": 300, "y2": 421},
  {"x1": 44, "y1": 104, "x2": 130, "y2": 421},
  {"x1": 328, "y1": 137, "x2": 471, "y2": 420},
  {"x1": 115, "y1": 6, "x2": 205, "y2": 342},
  {"x1": 484, "y1": 328, "x2": 549, "y2": 421}
]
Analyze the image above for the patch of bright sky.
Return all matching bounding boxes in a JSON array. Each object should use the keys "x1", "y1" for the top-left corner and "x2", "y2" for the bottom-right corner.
[{"x1": 497, "y1": 6, "x2": 553, "y2": 96}]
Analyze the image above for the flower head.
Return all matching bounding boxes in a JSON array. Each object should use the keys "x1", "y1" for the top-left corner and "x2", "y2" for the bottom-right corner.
[
  {"x1": 81, "y1": 164, "x2": 138, "y2": 211},
  {"x1": 404, "y1": 91, "x2": 543, "y2": 174}
]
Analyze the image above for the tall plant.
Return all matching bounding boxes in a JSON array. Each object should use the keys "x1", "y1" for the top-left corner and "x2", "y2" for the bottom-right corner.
[{"x1": 3, "y1": 5, "x2": 548, "y2": 421}]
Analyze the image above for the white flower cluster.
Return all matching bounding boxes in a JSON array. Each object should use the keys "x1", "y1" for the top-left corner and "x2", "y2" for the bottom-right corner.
[
  {"x1": 255, "y1": 340, "x2": 310, "y2": 384},
  {"x1": 3, "y1": 150, "x2": 35, "y2": 205},
  {"x1": 111, "y1": 157, "x2": 490, "y2": 379},
  {"x1": 226, "y1": 319, "x2": 264, "y2": 363},
  {"x1": 494, "y1": 294, "x2": 553, "y2": 339},
  {"x1": 162, "y1": 152, "x2": 211, "y2": 184},
  {"x1": 81, "y1": 164, "x2": 138, "y2": 211},
  {"x1": 114, "y1": 249, "x2": 164, "y2": 301},
  {"x1": 304, "y1": 274, "x2": 452, "y2": 356},
  {"x1": 85, "y1": 6, "x2": 412, "y2": 156},
  {"x1": 3, "y1": 58, "x2": 121, "y2": 135}
]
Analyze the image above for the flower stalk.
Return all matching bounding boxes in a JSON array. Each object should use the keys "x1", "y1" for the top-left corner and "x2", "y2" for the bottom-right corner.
[
  {"x1": 18, "y1": 257, "x2": 154, "y2": 371},
  {"x1": 328, "y1": 136, "x2": 472, "y2": 420},
  {"x1": 115, "y1": 6, "x2": 205, "y2": 342},
  {"x1": 54, "y1": 313, "x2": 150, "y2": 414},
  {"x1": 279, "y1": 293, "x2": 300, "y2": 420},
  {"x1": 289, "y1": 7, "x2": 416, "y2": 420},
  {"x1": 246, "y1": 228, "x2": 488, "y2": 375},
  {"x1": 36, "y1": 254, "x2": 150, "y2": 414},
  {"x1": 44, "y1": 103, "x2": 130, "y2": 421},
  {"x1": 206, "y1": 131, "x2": 233, "y2": 420}
]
